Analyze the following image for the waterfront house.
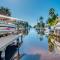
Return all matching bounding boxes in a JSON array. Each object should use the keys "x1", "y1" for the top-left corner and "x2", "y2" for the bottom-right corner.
[
  {"x1": 0, "y1": 14, "x2": 16, "y2": 36},
  {"x1": 0, "y1": 15, "x2": 21, "y2": 60}
]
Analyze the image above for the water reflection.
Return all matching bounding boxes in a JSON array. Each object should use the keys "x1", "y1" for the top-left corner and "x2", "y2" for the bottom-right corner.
[
  {"x1": 21, "y1": 54, "x2": 40, "y2": 60},
  {"x1": 15, "y1": 29, "x2": 30, "y2": 60},
  {"x1": 19, "y1": 28, "x2": 48, "y2": 60},
  {"x1": 18, "y1": 28, "x2": 60, "y2": 60},
  {"x1": 36, "y1": 29, "x2": 45, "y2": 41},
  {"x1": 48, "y1": 32, "x2": 60, "y2": 54},
  {"x1": 48, "y1": 34, "x2": 54, "y2": 52},
  {"x1": 22, "y1": 29, "x2": 29, "y2": 36}
]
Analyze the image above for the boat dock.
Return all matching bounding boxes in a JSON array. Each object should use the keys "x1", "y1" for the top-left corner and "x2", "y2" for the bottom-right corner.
[
  {"x1": 0, "y1": 34, "x2": 21, "y2": 60},
  {"x1": 0, "y1": 35, "x2": 19, "y2": 51}
]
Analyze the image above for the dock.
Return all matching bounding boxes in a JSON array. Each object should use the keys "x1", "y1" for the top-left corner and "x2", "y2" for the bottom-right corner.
[
  {"x1": 0, "y1": 34, "x2": 21, "y2": 60},
  {"x1": 0, "y1": 34, "x2": 19, "y2": 51}
]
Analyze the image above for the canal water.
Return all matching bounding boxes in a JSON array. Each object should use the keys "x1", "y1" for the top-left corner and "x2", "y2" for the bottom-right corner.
[{"x1": 19, "y1": 28, "x2": 48, "y2": 60}]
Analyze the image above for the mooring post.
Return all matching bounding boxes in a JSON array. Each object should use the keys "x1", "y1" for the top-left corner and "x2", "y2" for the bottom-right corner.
[
  {"x1": 17, "y1": 37, "x2": 20, "y2": 60},
  {"x1": 0, "y1": 51, "x2": 2, "y2": 60},
  {"x1": 21, "y1": 35, "x2": 23, "y2": 43},
  {"x1": 1, "y1": 48, "x2": 6, "y2": 60}
]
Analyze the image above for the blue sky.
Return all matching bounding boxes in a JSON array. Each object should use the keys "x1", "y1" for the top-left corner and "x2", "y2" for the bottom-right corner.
[{"x1": 0, "y1": 0, "x2": 60, "y2": 26}]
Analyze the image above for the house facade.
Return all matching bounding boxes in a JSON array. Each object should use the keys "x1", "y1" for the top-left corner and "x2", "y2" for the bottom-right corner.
[{"x1": 0, "y1": 14, "x2": 16, "y2": 35}]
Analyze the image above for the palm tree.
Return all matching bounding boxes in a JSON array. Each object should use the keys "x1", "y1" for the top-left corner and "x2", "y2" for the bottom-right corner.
[
  {"x1": 15, "y1": 21, "x2": 20, "y2": 34},
  {"x1": 15, "y1": 21, "x2": 29, "y2": 34},
  {"x1": 39, "y1": 16, "x2": 45, "y2": 28},
  {"x1": 0, "y1": 6, "x2": 11, "y2": 16},
  {"x1": 48, "y1": 8, "x2": 58, "y2": 26},
  {"x1": 49, "y1": 8, "x2": 55, "y2": 17},
  {"x1": 39, "y1": 16, "x2": 43, "y2": 22}
]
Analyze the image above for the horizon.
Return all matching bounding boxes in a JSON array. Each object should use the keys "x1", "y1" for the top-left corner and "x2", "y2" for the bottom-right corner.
[{"x1": 0, "y1": 0, "x2": 60, "y2": 26}]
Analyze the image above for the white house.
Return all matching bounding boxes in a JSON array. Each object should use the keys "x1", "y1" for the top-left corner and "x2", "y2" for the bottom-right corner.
[{"x1": 0, "y1": 15, "x2": 17, "y2": 35}]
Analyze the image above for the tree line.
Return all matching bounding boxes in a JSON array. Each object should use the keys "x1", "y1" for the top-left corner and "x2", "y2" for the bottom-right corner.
[
  {"x1": 34, "y1": 8, "x2": 58, "y2": 29},
  {"x1": 0, "y1": 6, "x2": 59, "y2": 28}
]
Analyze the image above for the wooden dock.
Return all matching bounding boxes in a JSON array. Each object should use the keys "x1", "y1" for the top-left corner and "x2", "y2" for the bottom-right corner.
[{"x1": 0, "y1": 34, "x2": 19, "y2": 51}]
